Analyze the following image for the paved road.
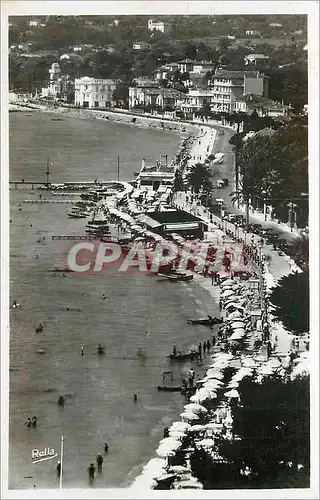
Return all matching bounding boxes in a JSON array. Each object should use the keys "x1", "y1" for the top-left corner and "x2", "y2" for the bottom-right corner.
[{"x1": 209, "y1": 126, "x2": 300, "y2": 245}]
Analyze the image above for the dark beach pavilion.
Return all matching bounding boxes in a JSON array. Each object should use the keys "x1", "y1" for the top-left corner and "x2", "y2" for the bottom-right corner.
[{"x1": 136, "y1": 210, "x2": 208, "y2": 239}]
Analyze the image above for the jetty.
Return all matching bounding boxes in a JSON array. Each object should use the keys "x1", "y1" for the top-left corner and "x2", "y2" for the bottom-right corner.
[
  {"x1": 9, "y1": 181, "x2": 111, "y2": 190},
  {"x1": 52, "y1": 235, "x2": 93, "y2": 240},
  {"x1": 23, "y1": 199, "x2": 75, "y2": 204}
]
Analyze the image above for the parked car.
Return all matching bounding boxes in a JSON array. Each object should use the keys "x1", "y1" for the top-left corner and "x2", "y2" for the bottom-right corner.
[{"x1": 248, "y1": 223, "x2": 263, "y2": 234}]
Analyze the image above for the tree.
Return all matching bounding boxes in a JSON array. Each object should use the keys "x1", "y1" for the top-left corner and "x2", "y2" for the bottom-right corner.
[
  {"x1": 185, "y1": 162, "x2": 213, "y2": 194},
  {"x1": 173, "y1": 169, "x2": 184, "y2": 192},
  {"x1": 217, "y1": 374, "x2": 310, "y2": 487},
  {"x1": 269, "y1": 272, "x2": 309, "y2": 335},
  {"x1": 232, "y1": 121, "x2": 308, "y2": 226},
  {"x1": 112, "y1": 82, "x2": 130, "y2": 107}
]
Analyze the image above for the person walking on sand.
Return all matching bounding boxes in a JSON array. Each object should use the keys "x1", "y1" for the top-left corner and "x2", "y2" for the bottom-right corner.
[
  {"x1": 56, "y1": 461, "x2": 61, "y2": 477},
  {"x1": 96, "y1": 453, "x2": 103, "y2": 472},
  {"x1": 88, "y1": 463, "x2": 95, "y2": 481},
  {"x1": 25, "y1": 417, "x2": 32, "y2": 427}
]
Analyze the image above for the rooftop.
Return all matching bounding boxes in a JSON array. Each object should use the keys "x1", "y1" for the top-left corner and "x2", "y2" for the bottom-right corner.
[
  {"x1": 236, "y1": 94, "x2": 288, "y2": 109},
  {"x1": 145, "y1": 210, "x2": 204, "y2": 224},
  {"x1": 214, "y1": 70, "x2": 269, "y2": 80},
  {"x1": 178, "y1": 58, "x2": 196, "y2": 64},
  {"x1": 245, "y1": 54, "x2": 269, "y2": 59}
]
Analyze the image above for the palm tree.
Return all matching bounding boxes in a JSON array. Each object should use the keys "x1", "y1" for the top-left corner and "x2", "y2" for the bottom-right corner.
[{"x1": 185, "y1": 162, "x2": 213, "y2": 194}]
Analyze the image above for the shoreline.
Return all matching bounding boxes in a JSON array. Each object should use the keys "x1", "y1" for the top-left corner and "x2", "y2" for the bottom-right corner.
[{"x1": 12, "y1": 103, "x2": 198, "y2": 136}]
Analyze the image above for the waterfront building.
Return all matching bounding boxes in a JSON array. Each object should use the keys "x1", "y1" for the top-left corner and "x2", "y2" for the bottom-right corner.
[
  {"x1": 211, "y1": 70, "x2": 269, "y2": 113},
  {"x1": 129, "y1": 86, "x2": 184, "y2": 111},
  {"x1": 136, "y1": 165, "x2": 175, "y2": 191},
  {"x1": 41, "y1": 63, "x2": 74, "y2": 100},
  {"x1": 74, "y1": 77, "x2": 118, "y2": 108},
  {"x1": 192, "y1": 60, "x2": 216, "y2": 74},
  {"x1": 177, "y1": 58, "x2": 195, "y2": 74},
  {"x1": 147, "y1": 19, "x2": 171, "y2": 35},
  {"x1": 177, "y1": 89, "x2": 216, "y2": 114},
  {"x1": 234, "y1": 94, "x2": 290, "y2": 117},
  {"x1": 137, "y1": 210, "x2": 207, "y2": 239}
]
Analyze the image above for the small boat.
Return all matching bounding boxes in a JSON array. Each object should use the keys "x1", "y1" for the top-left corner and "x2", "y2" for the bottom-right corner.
[
  {"x1": 169, "y1": 351, "x2": 200, "y2": 361},
  {"x1": 157, "y1": 272, "x2": 193, "y2": 282},
  {"x1": 157, "y1": 385, "x2": 181, "y2": 392},
  {"x1": 187, "y1": 317, "x2": 223, "y2": 326},
  {"x1": 68, "y1": 212, "x2": 89, "y2": 219}
]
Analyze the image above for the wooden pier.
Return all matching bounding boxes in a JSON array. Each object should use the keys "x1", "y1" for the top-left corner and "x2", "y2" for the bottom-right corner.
[
  {"x1": 52, "y1": 235, "x2": 93, "y2": 240},
  {"x1": 9, "y1": 180, "x2": 110, "y2": 190},
  {"x1": 23, "y1": 199, "x2": 75, "y2": 204}
]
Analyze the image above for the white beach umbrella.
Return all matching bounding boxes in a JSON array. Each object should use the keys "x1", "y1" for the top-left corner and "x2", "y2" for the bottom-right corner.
[
  {"x1": 175, "y1": 480, "x2": 203, "y2": 489},
  {"x1": 206, "y1": 369, "x2": 224, "y2": 380},
  {"x1": 199, "y1": 387, "x2": 217, "y2": 399},
  {"x1": 184, "y1": 403, "x2": 208, "y2": 414},
  {"x1": 241, "y1": 357, "x2": 257, "y2": 368},
  {"x1": 198, "y1": 438, "x2": 216, "y2": 448},
  {"x1": 169, "y1": 465, "x2": 191, "y2": 474},
  {"x1": 221, "y1": 279, "x2": 234, "y2": 286},
  {"x1": 225, "y1": 302, "x2": 244, "y2": 311},
  {"x1": 169, "y1": 430, "x2": 187, "y2": 439},
  {"x1": 228, "y1": 333, "x2": 244, "y2": 341},
  {"x1": 202, "y1": 379, "x2": 224, "y2": 389},
  {"x1": 204, "y1": 422, "x2": 224, "y2": 430},
  {"x1": 189, "y1": 393, "x2": 201, "y2": 403},
  {"x1": 170, "y1": 421, "x2": 191, "y2": 432},
  {"x1": 226, "y1": 311, "x2": 243, "y2": 320},
  {"x1": 188, "y1": 424, "x2": 206, "y2": 432},
  {"x1": 180, "y1": 412, "x2": 199, "y2": 421},
  {"x1": 156, "y1": 447, "x2": 176, "y2": 458},
  {"x1": 233, "y1": 328, "x2": 246, "y2": 335},
  {"x1": 224, "y1": 389, "x2": 240, "y2": 399},
  {"x1": 227, "y1": 381, "x2": 239, "y2": 389},
  {"x1": 231, "y1": 321, "x2": 246, "y2": 329},
  {"x1": 221, "y1": 290, "x2": 235, "y2": 298}
]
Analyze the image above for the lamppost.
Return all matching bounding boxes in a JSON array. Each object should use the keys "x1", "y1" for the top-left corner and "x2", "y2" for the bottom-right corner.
[
  {"x1": 261, "y1": 189, "x2": 267, "y2": 221},
  {"x1": 287, "y1": 201, "x2": 298, "y2": 232}
]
